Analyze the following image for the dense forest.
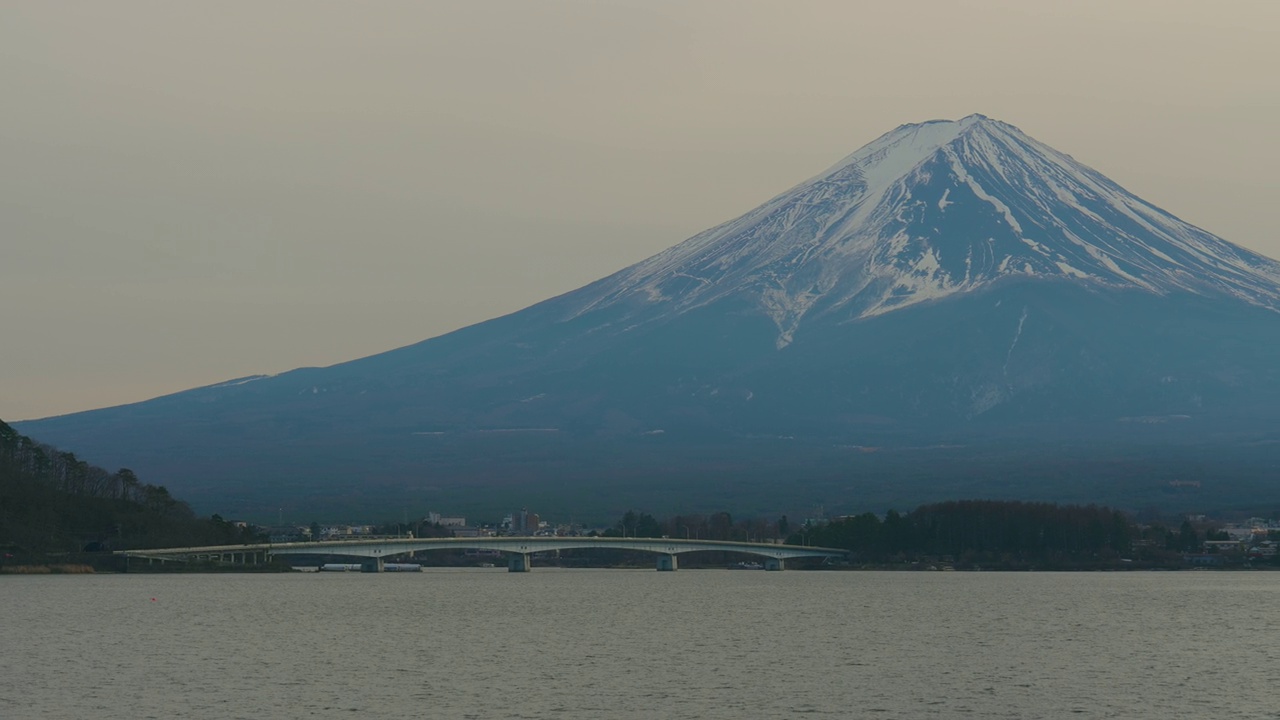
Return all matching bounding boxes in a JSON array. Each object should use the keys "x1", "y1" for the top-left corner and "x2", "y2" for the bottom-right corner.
[
  {"x1": 594, "y1": 501, "x2": 1273, "y2": 569},
  {"x1": 792, "y1": 500, "x2": 1253, "y2": 568},
  {"x1": 0, "y1": 419, "x2": 259, "y2": 564},
  {"x1": 797, "y1": 501, "x2": 1131, "y2": 566}
]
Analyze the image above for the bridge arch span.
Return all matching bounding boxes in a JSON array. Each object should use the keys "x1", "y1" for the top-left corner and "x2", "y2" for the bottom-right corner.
[{"x1": 119, "y1": 536, "x2": 845, "y2": 572}]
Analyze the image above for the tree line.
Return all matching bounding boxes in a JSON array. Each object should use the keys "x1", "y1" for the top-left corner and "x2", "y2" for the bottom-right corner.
[
  {"x1": 796, "y1": 500, "x2": 1133, "y2": 565},
  {"x1": 600, "y1": 509, "x2": 789, "y2": 543},
  {"x1": 598, "y1": 501, "x2": 1270, "y2": 568},
  {"x1": 790, "y1": 500, "x2": 1277, "y2": 567},
  {"x1": 0, "y1": 419, "x2": 259, "y2": 561}
]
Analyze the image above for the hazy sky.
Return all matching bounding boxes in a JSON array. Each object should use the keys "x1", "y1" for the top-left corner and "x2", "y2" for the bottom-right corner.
[{"x1": 3, "y1": 1, "x2": 1277, "y2": 421}]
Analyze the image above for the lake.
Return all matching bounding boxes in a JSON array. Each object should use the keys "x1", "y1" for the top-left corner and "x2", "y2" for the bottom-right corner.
[{"x1": 3, "y1": 569, "x2": 1278, "y2": 718}]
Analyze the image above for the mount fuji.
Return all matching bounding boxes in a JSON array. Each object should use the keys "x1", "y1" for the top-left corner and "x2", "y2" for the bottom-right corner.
[{"x1": 18, "y1": 115, "x2": 1280, "y2": 518}]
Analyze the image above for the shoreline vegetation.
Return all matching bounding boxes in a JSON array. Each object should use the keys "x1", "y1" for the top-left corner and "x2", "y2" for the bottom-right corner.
[
  {"x1": 0, "y1": 563, "x2": 95, "y2": 574},
  {"x1": 5, "y1": 418, "x2": 1277, "y2": 574}
]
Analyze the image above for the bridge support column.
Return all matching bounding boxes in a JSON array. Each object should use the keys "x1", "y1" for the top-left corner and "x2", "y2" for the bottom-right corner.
[
  {"x1": 508, "y1": 553, "x2": 531, "y2": 572},
  {"x1": 656, "y1": 554, "x2": 678, "y2": 571},
  {"x1": 361, "y1": 557, "x2": 385, "y2": 573},
  {"x1": 764, "y1": 558, "x2": 785, "y2": 571}
]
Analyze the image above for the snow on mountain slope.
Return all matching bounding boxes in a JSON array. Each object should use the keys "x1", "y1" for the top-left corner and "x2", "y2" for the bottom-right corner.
[{"x1": 567, "y1": 114, "x2": 1280, "y2": 348}]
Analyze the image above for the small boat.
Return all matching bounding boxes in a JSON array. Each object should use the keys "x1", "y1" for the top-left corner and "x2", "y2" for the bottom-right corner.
[{"x1": 728, "y1": 561, "x2": 764, "y2": 570}]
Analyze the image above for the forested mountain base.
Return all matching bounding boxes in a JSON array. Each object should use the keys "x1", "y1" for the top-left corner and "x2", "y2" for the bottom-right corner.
[
  {"x1": 0, "y1": 419, "x2": 259, "y2": 567},
  {"x1": 796, "y1": 500, "x2": 1272, "y2": 569}
]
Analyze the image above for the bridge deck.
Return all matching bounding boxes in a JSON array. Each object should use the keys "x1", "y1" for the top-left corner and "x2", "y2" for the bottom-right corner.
[{"x1": 117, "y1": 536, "x2": 845, "y2": 562}]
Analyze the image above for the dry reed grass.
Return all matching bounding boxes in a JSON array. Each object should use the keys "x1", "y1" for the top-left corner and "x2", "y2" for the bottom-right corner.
[{"x1": 0, "y1": 564, "x2": 95, "y2": 574}]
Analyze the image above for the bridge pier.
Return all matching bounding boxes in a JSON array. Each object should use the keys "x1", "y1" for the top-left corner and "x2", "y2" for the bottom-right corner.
[
  {"x1": 764, "y1": 558, "x2": 785, "y2": 571},
  {"x1": 360, "y1": 557, "x2": 385, "y2": 573},
  {"x1": 507, "y1": 553, "x2": 531, "y2": 572},
  {"x1": 656, "y1": 554, "x2": 678, "y2": 571}
]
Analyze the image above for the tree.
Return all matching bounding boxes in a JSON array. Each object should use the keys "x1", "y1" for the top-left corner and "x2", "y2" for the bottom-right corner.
[
  {"x1": 611, "y1": 510, "x2": 662, "y2": 538},
  {"x1": 115, "y1": 469, "x2": 140, "y2": 502},
  {"x1": 708, "y1": 512, "x2": 733, "y2": 541},
  {"x1": 1178, "y1": 520, "x2": 1199, "y2": 552},
  {"x1": 634, "y1": 513, "x2": 663, "y2": 538},
  {"x1": 618, "y1": 511, "x2": 638, "y2": 537}
]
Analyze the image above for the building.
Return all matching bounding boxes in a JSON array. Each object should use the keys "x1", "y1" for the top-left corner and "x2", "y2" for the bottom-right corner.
[{"x1": 510, "y1": 508, "x2": 540, "y2": 535}]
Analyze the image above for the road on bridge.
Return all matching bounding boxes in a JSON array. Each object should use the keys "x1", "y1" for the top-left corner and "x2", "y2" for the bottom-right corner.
[{"x1": 116, "y1": 535, "x2": 847, "y2": 572}]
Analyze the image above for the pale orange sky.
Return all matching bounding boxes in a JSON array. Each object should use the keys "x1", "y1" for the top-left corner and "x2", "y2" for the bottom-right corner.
[{"x1": 2, "y1": 1, "x2": 1277, "y2": 420}]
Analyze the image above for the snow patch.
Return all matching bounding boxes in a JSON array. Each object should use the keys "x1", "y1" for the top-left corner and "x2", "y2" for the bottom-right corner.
[
  {"x1": 208, "y1": 374, "x2": 274, "y2": 389},
  {"x1": 1054, "y1": 261, "x2": 1090, "y2": 279},
  {"x1": 1004, "y1": 306, "x2": 1028, "y2": 375}
]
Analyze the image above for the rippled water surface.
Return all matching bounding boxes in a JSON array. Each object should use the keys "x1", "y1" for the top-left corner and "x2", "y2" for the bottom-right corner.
[{"x1": 3, "y1": 570, "x2": 1279, "y2": 718}]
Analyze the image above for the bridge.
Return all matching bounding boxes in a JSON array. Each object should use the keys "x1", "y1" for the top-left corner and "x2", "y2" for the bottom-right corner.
[{"x1": 115, "y1": 536, "x2": 846, "y2": 572}]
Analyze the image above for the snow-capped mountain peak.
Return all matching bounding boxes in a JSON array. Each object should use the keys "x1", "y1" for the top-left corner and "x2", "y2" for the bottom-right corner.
[
  {"x1": 21, "y1": 116, "x2": 1280, "y2": 518},
  {"x1": 569, "y1": 115, "x2": 1280, "y2": 348}
]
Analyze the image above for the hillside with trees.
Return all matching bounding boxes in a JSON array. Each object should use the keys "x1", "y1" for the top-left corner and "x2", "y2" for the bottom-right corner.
[{"x1": 0, "y1": 419, "x2": 258, "y2": 565}]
